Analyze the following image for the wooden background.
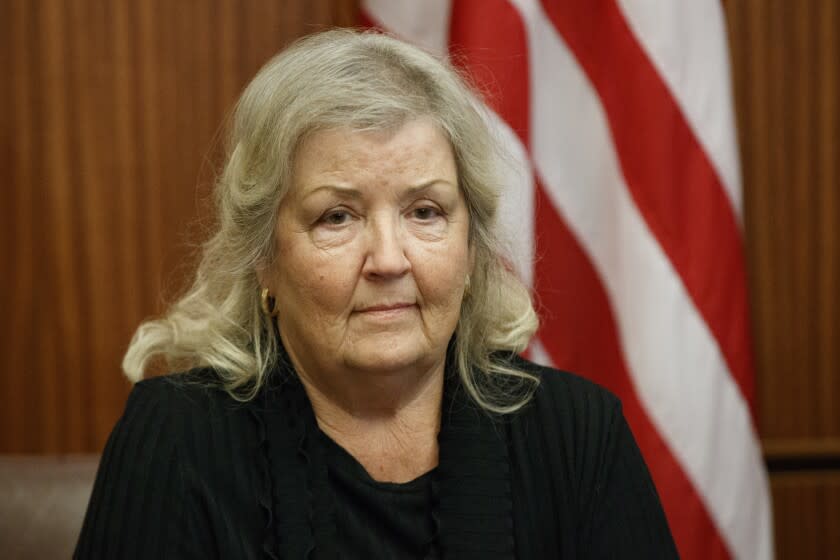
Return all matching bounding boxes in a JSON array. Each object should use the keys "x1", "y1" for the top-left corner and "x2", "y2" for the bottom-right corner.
[
  {"x1": 1, "y1": 0, "x2": 837, "y2": 557},
  {"x1": 725, "y1": 1, "x2": 840, "y2": 557}
]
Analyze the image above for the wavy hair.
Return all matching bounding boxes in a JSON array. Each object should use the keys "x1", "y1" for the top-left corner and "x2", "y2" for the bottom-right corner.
[{"x1": 123, "y1": 29, "x2": 539, "y2": 413}]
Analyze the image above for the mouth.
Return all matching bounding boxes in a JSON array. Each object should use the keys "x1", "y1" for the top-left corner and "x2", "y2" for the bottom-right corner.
[{"x1": 356, "y1": 302, "x2": 416, "y2": 317}]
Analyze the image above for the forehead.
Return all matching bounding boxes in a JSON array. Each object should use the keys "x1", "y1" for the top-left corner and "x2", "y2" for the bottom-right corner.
[{"x1": 291, "y1": 119, "x2": 457, "y2": 191}]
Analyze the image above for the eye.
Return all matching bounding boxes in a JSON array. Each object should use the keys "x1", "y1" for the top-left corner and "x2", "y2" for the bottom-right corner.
[
  {"x1": 318, "y1": 209, "x2": 353, "y2": 227},
  {"x1": 411, "y1": 206, "x2": 441, "y2": 221}
]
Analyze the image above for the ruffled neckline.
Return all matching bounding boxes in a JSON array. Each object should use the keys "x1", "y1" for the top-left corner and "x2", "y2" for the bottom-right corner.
[{"x1": 249, "y1": 348, "x2": 514, "y2": 559}]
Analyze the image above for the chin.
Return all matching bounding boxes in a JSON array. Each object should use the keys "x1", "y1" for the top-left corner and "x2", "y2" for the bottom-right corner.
[{"x1": 344, "y1": 339, "x2": 435, "y2": 375}]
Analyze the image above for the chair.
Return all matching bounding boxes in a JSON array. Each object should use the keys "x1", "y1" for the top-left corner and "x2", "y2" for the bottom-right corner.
[{"x1": 0, "y1": 455, "x2": 99, "y2": 559}]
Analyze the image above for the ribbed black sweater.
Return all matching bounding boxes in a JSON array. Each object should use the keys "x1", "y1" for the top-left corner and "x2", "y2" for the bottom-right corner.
[{"x1": 75, "y1": 354, "x2": 678, "y2": 559}]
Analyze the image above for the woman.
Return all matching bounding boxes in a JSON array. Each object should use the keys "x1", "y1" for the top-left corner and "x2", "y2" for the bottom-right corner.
[{"x1": 76, "y1": 29, "x2": 677, "y2": 559}]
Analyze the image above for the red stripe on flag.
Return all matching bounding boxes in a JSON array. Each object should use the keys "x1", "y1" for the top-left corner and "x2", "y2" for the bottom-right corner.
[
  {"x1": 358, "y1": 9, "x2": 377, "y2": 31},
  {"x1": 537, "y1": 0, "x2": 756, "y2": 416},
  {"x1": 448, "y1": 0, "x2": 531, "y2": 143},
  {"x1": 533, "y1": 183, "x2": 730, "y2": 559}
]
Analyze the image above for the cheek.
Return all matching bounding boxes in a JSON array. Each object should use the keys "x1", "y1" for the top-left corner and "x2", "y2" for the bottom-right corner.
[
  {"x1": 276, "y1": 240, "x2": 358, "y2": 314},
  {"x1": 412, "y1": 239, "x2": 471, "y2": 307}
]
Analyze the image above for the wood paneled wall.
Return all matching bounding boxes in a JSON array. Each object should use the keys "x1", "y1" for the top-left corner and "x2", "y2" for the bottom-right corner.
[
  {"x1": 770, "y1": 472, "x2": 840, "y2": 559},
  {"x1": 727, "y1": 0, "x2": 839, "y2": 444},
  {"x1": 725, "y1": 0, "x2": 840, "y2": 557},
  {"x1": 0, "y1": 0, "x2": 357, "y2": 453},
  {"x1": 2, "y1": 0, "x2": 838, "y2": 557}
]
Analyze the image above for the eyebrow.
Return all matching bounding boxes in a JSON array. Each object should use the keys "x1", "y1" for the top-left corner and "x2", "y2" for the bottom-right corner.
[
  {"x1": 300, "y1": 184, "x2": 362, "y2": 201},
  {"x1": 301, "y1": 179, "x2": 457, "y2": 201}
]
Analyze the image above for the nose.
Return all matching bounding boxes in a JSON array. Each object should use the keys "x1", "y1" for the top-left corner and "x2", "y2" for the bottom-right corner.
[{"x1": 361, "y1": 214, "x2": 411, "y2": 280}]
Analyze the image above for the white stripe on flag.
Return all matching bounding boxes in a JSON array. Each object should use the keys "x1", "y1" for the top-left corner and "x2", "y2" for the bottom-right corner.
[
  {"x1": 361, "y1": 0, "x2": 452, "y2": 56},
  {"x1": 484, "y1": 110, "x2": 536, "y2": 288},
  {"x1": 528, "y1": 337, "x2": 555, "y2": 369},
  {"x1": 615, "y1": 0, "x2": 744, "y2": 219}
]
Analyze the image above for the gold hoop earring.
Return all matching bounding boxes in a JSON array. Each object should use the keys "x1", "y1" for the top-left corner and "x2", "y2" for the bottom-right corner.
[{"x1": 260, "y1": 288, "x2": 278, "y2": 317}]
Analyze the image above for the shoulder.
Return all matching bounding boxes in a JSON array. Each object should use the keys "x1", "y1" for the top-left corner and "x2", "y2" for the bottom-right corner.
[
  {"x1": 77, "y1": 370, "x2": 261, "y2": 557},
  {"x1": 105, "y1": 369, "x2": 261, "y2": 481},
  {"x1": 501, "y1": 354, "x2": 626, "y2": 471},
  {"x1": 504, "y1": 358, "x2": 678, "y2": 556},
  {"x1": 130, "y1": 368, "x2": 246, "y2": 414},
  {"x1": 118, "y1": 369, "x2": 256, "y2": 449},
  {"x1": 509, "y1": 355, "x2": 622, "y2": 425}
]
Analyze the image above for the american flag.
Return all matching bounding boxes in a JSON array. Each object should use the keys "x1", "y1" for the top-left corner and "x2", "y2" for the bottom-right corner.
[{"x1": 360, "y1": 1, "x2": 773, "y2": 558}]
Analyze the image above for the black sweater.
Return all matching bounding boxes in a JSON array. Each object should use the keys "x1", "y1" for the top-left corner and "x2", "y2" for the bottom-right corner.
[{"x1": 75, "y1": 355, "x2": 678, "y2": 559}]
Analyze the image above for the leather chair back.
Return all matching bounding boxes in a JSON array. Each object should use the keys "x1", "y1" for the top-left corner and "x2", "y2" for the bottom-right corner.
[{"x1": 0, "y1": 455, "x2": 99, "y2": 559}]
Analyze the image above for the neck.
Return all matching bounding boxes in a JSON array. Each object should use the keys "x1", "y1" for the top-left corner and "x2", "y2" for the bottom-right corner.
[{"x1": 291, "y1": 356, "x2": 445, "y2": 483}]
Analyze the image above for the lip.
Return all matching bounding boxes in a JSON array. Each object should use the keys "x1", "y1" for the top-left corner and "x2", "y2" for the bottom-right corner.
[{"x1": 357, "y1": 303, "x2": 415, "y2": 313}]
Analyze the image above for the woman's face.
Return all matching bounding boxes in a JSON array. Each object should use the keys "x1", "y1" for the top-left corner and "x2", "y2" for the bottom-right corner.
[{"x1": 266, "y1": 119, "x2": 471, "y2": 385}]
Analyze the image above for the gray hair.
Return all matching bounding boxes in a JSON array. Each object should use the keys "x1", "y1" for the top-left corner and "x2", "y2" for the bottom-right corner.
[{"x1": 123, "y1": 28, "x2": 539, "y2": 413}]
